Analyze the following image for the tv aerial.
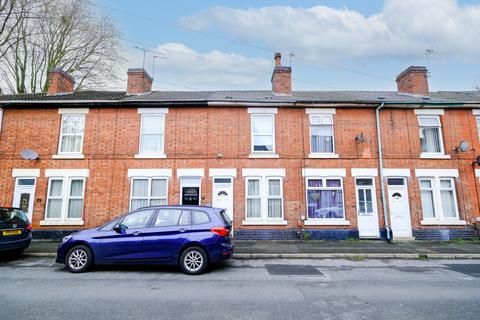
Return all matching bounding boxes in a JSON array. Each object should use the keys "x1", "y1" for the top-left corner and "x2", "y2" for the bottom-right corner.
[{"x1": 20, "y1": 149, "x2": 39, "y2": 160}]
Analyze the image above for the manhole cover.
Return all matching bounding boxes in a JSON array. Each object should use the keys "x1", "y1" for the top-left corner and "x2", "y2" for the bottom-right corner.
[
  {"x1": 445, "y1": 264, "x2": 480, "y2": 278},
  {"x1": 265, "y1": 264, "x2": 323, "y2": 276}
]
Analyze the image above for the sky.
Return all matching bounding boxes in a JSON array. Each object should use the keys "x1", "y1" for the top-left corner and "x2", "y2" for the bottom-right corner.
[{"x1": 94, "y1": 0, "x2": 480, "y2": 92}]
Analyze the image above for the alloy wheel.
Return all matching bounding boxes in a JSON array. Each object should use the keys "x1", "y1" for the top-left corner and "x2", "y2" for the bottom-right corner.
[
  {"x1": 184, "y1": 250, "x2": 204, "y2": 273},
  {"x1": 68, "y1": 248, "x2": 88, "y2": 270}
]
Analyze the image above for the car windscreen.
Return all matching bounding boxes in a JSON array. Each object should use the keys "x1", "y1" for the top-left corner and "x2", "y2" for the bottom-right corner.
[
  {"x1": 0, "y1": 208, "x2": 28, "y2": 226},
  {"x1": 218, "y1": 210, "x2": 232, "y2": 227}
]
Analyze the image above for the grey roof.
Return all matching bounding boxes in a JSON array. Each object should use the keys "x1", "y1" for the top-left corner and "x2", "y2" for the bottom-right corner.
[
  {"x1": 1, "y1": 89, "x2": 479, "y2": 105},
  {"x1": 0, "y1": 90, "x2": 126, "y2": 101}
]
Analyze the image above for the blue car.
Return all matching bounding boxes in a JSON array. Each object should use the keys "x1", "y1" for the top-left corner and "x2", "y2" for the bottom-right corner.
[
  {"x1": 56, "y1": 206, "x2": 233, "y2": 275},
  {"x1": 0, "y1": 207, "x2": 32, "y2": 254}
]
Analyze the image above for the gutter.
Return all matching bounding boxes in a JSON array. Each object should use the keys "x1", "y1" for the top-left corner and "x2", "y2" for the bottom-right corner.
[{"x1": 376, "y1": 101, "x2": 391, "y2": 242}]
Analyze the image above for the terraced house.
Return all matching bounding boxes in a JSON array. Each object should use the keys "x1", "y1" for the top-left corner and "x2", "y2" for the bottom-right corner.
[{"x1": 1, "y1": 53, "x2": 479, "y2": 240}]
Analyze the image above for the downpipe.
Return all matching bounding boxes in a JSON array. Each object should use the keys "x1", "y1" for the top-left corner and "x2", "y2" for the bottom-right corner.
[{"x1": 376, "y1": 102, "x2": 392, "y2": 242}]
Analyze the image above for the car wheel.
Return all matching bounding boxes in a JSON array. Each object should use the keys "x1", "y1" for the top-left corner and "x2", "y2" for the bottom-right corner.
[
  {"x1": 65, "y1": 245, "x2": 92, "y2": 273},
  {"x1": 180, "y1": 246, "x2": 208, "y2": 275}
]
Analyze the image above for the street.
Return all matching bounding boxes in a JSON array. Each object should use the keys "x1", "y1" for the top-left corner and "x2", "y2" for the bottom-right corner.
[{"x1": 0, "y1": 256, "x2": 479, "y2": 320}]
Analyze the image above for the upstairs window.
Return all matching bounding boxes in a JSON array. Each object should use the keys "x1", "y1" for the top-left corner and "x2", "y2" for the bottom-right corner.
[
  {"x1": 310, "y1": 114, "x2": 334, "y2": 154},
  {"x1": 139, "y1": 114, "x2": 165, "y2": 155},
  {"x1": 251, "y1": 114, "x2": 275, "y2": 153},
  {"x1": 58, "y1": 114, "x2": 85, "y2": 155},
  {"x1": 476, "y1": 116, "x2": 480, "y2": 140},
  {"x1": 418, "y1": 116, "x2": 444, "y2": 154}
]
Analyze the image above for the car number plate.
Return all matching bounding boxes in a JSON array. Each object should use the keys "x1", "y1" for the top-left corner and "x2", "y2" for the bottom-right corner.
[{"x1": 3, "y1": 230, "x2": 22, "y2": 236}]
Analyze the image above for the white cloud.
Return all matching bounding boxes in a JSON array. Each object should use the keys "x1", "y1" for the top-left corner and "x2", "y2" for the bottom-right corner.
[
  {"x1": 102, "y1": 42, "x2": 271, "y2": 91},
  {"x1": 179, "y1": 0, "x2": 480, "y2": 61}
]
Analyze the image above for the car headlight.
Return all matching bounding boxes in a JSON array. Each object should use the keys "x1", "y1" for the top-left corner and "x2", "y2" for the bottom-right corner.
[{"x1": 62, "y1": 235, "x2": 72, "y2": 244}]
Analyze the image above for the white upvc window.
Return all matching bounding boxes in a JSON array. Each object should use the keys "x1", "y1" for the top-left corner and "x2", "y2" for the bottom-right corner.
[
  {"x1": 418, "y1": 116, "x2": 444, "y2": 155},
  {"x1": 419, "y1": 177, "x2": 459, "y2": 222},
  {"x1": 45, "y1": 177, "x2": 85, "y2": 221},
  {"x1": 310, "y1": 114, "x2": 335, "y2": 154},
  {"x1": 130, "y1": 177, "x2": 168, "y2": 211},
  {"x1": 251, "y1": 114, "x2": 275, "y2": 154},
  {"x1": 58, "y1": 114, "x2": 85, "y2": 155},
  {"x1": 245, "y1": 176, "x2": 284, "y2": 222},
  {"x1": 306, "y1": 177, "x2": 345, "y2": 220},
  {"x1": 139, "y1": 114, "x2": 165, "y2": 156}
]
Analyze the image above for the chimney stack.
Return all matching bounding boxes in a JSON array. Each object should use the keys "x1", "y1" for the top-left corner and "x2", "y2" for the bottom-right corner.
[
  {"x1": 271, "y1": 52, "x2": 292, "y2": 96},
  {"x1": 396, "y1": 66, "x2": 429, "y2": 96},
  {"x1": 127, "y1": 68, "x2": 153, "y2": 95},
  {"x1": 47, "y1": 68, "x2": 75, "y2": 95}
]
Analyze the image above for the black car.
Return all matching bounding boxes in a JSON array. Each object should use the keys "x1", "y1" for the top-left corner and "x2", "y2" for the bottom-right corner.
[{"x1": 0, "y1": 207, "x2": 32, "y2": 254}]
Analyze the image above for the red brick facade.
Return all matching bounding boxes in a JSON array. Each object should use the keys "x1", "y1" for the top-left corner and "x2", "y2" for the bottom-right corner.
[{"x1": 0, "y1": 104, "x2": 479, "y2": 239}]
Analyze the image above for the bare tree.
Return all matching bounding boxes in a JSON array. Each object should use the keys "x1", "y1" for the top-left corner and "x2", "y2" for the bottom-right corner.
[{"x1": 0, "y1": 0, "x2": 122, "y2": 93}]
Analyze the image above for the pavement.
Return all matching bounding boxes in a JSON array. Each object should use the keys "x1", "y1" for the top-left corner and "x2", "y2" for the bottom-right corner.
[
  {"x1": 24, "y1": 239, "x2": 480, "y2": 259},
  {"x1": 1, "y1": 256, "x2": 479, "y2": 319}
]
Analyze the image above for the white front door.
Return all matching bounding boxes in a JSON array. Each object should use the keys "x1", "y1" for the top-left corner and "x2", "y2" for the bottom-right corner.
[
  {"x1": 12, "y1": 177, "x2": 36, "y2": 222},
  {"x1": 355, "y1": 177, "x2": 380, "y2": 238},
  {"x1": 212, "y1": 177, "x2": 234, "y2": 221},
  {"x1": 387, "y1": 177, "x2": 413, "y2": 238}
]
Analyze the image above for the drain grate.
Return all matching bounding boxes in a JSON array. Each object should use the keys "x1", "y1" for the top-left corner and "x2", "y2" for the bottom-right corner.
[
  {"x1": 445, "y1": 264, "x2": 480, "y2": 278},
  {"x1": 265, "y1": 264, "x2": 323, "y2": 276}
]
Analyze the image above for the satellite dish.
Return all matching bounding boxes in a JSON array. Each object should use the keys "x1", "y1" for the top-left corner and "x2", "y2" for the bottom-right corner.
[
  {"x1": 20, "y1": 149, "x2": 39, "y2": 160},
  {"x1": 459, "y1": 140, "x2": 469, "y2": 153},
  {"x1": 355, "y1": 132, "x2": 365, "y2": 143}
]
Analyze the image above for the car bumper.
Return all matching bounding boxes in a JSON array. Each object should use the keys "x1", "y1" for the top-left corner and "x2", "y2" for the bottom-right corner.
[
  {"x1": 0, "y1": 232, "x2": 32, "y2": 252},
  {"x1": 209, "y1": 242, "x2": 234, "y2": 263},
  {"x1": 55, "y1": 243, "x2": 69, "y2": 263}
]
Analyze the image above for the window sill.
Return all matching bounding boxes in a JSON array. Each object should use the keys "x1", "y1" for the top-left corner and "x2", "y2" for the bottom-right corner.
[
  {"x1": 304, "y1": 219, "x2": 350, "y2": 226},
  {"x1": 242, "y1": 220, "x2": 288, "y2": 226},
  {"x1": 40, "y1": 220, "x2": 84, "y2": 226},
  {"x1": 134, "y1": 154, "x2": 167, "y2": 159},
  {"x1": 420, "y1": 219, "x2": 466, "y2": 226},
  {"x1": 52, "y1": 154, "x2": 84, "y2": 159},
  {"x1": 248, "y1": 153, "x2": 279, "y2": 159},
  {"x1": 308, "y1": 153, "x2": 339, "y2": 159},
  {"x1": 420, "y1": 154, "x2": 451, "y2": 159}
]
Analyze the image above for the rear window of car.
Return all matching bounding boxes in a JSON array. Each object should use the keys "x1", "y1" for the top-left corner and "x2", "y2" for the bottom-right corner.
[
  {"x1": 218, "y1": 210, "x2": 232, "y2": 227},
  {"x1": 0, "y1": 208, "x2": 28, "y2": 223},
  {"x1": 192, "y1": 210, "x2": 210, "y2": 225},
  {"x1": 154, "y1": 209, "x2": 191, "y2": 227}
]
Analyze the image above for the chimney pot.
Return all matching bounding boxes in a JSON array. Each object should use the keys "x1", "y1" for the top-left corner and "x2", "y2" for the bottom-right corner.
[
  {"x1": 47, "y1": 68, "x2": 75, "y2": 95},
  {"x1": 127, "y1": 68, "x2": 153, "y2": 95},
  {"x1": 396, "y1": 66, "x2": 429, "y2": 96},
  {"x1": 271, "y1": 52, "x2": 292, "y2": 96},
  {"x1": 274, "y1": 52, "x2": 282, "y2": 66}
]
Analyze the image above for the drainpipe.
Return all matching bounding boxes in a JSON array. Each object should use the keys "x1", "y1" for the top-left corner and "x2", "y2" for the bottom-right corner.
[{"x1": 376, "y1": 102, "x2": 392, "y2": 242}]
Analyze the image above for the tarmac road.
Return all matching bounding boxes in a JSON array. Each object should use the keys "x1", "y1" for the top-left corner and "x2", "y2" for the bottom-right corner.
[{"x1": 0, "y1": 256, "x2": 479, "y2": 320}]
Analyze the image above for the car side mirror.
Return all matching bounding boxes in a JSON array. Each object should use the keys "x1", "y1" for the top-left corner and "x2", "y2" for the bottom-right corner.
[{"x1": 113, "y1": 223, "x2": 127, "y2": 234}]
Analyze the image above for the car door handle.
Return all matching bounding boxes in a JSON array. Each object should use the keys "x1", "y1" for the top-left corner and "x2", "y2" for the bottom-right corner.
[
  {"x1": 132, "y1": 231, "x2": 142, "y2": 236},
  {"x1": 179, "y1": 228, "x2": 187, "y2": 233}
]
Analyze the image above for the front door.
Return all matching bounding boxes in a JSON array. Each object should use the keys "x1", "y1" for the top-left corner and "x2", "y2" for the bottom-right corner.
[
  {"x1": 387, "y1": 178, "x2": 413, "y2": 239},
  {"x1": 355, "y1": 178, "x2": 380, "y2": 238},
  {"x1": 12, "y1": 177, "x2": 36, "y2": 222},
  {"x1": 212, "y1": 177, "x2": 234, "y2": 221}
]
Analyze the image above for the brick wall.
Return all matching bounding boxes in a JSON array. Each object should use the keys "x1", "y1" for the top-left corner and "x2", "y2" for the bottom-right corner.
[{"x1": 0, "y1": 105, "x2": 479, "y2": 238}]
